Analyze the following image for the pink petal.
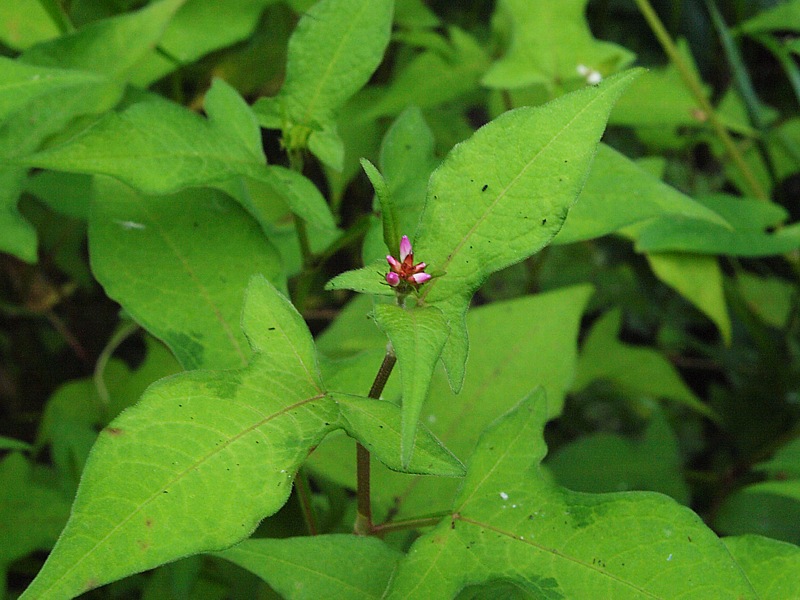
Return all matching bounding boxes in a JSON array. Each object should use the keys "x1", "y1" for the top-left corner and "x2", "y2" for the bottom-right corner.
[
  {"x1": 409, "y1": 272, "x2": 432, "y2": 284},
  {"x1": 386, "y1": 272, "x2": 400, "y2": 286},
  {"x1": 411, "y1": 261, "x2": 427, "y2": 273},
  {"x1": 399, "y1": 235, "x2": 412, "y2": 261},
  {"x1": 386, "y1": 254, "x2": 401, "y2": 270}
]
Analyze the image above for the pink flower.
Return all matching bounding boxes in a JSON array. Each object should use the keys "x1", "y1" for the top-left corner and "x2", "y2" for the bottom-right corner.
[{"x1": 386, "y1": 235, "x2": 431, "y2": 288}]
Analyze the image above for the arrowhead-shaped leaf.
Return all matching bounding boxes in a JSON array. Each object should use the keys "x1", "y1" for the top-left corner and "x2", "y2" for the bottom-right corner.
[
  {"x1": 414, "y1": 69, "x2": 642, "y2": 391},
  {"x1": 387, "y1": 389, "x2": 758, "y2": 598},
  {"x1": 20, "y1": 276, "x2": 337, "y2": 599},
  {"x1": 372, "y1": 304, "x2": 449, "y2": 467},
  {"x1": 22, "y1": 277, "x2": 460, "y2": 599}
]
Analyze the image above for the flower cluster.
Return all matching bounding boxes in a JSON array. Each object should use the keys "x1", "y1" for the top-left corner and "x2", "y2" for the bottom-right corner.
[{"x1": 386, "y1": 235, "x2": 431, "y2": 288}]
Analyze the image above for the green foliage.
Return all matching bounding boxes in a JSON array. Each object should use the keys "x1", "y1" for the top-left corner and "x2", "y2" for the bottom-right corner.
[{"x1": 1, "y1": 0, "x2": 799, "y2": 598}]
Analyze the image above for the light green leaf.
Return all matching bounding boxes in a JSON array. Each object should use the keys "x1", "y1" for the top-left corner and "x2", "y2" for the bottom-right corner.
[
  {"x1": 739, "y1": 1, "x2": 800, "y2": 36},
  {"x1": 574, "y1": 309, "x2": 716, "y2": 418},
  {"x1": 372, "y1": 304, "x2": 450, "y2": 467},
  {"x1": 254, "y1": 0, "x2": 393, "y2": 169},
  {"x1": 547, "y1": 409, "x2": 689, "y2": 503},
  {"x1": 308, "y1": 285, "x2": 593, "y2": 519},
  {"x1": 129, "y1": 0, "x2": 281, "y2": 86},
  {"x1": 361, "y1": 105, "x2": 437, "y2": 264},
  {"x1": 695, "y1": 193, "x2": 787, "y2": 231},
  {"x1": 634, "y1": 218, "x2": 800, "y2": 256},
  {"x1": 335, "y1": 394, "x2": 464, "y2": 477},
  {"x1": 20, "y1": 277, "x2": 339, "y2": 600},
  {"x1": 0, "y1": 0, "x2": 61, "y2": 50},
  {"x1": 554, "y1": 144, "x2": 729, "y2": 245},
  {"x1": 89, "y1": 178, "x2": 284, "y2": 371},
  {"x1": 20, "y1": 0, "x2": 186, "y2": 80},
  {"x1": 20, "y1": 79, "x2": 264, "y2": 194},
  {"x1": 644, "y1": 252, "x2": 731, "y2": 345},
  {"x1": 414, "y1": 69, "x2": 641, "y2": 391},
  {"x1": 365, "y1": 27, "x2": 489, "y2": 119},
  {"x1": 325, "y1": 260, "x2": 396, "y2": 296},
  {"x1": 483, "y1": 0, "x2": 635, "y2": 90},
  {"x1": 395, "y1": 0, "x2": 440, "y2": 28},
  {"x1": 0, "y1": 57, "x2": 109, "y2": 124},
  {"x1": 386, "y1": 390, "x2": 757, "y2": 599},
  {"x1": 0, "y1": 166, "x2": 37, "y2": 262},
  {"x1": 724, "y1": 535, "x2": 800, "y2": 599},
  {"x1": 214, "y1": 535, "x2": 402, "y2": 600},
  {"x1": 360, "y1": 158, "x2": 398, "y2": 257},
  {"x1": 251, "y1": 165, "x2": 337, "y2": 231},
  {"x1": 609, "y1": 40, "x2": 706, "y2": 129}
]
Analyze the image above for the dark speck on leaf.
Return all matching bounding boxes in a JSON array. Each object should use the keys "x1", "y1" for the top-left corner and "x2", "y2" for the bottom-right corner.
[
  {"x1": 542, "y1": 218, "x2": 547, "y2": 225},
  {"x1": 105, "y1": 427, "x2": 124, "y2": 436},
  {"x1": 481, "y1": 184, "x2": 488, "y2": 192},
  {"x1": 268, "y1": 327, "x2": 276, "y2": 331}
]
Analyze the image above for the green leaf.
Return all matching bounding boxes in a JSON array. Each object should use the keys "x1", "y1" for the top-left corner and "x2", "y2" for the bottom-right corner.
[
  {"x1": 214, "y1": 535, "x2": 402, "y2": 600},
  {"x1": 334, "y1": 394, "x2": 464, "y2": 477},
  {"x1": 0, "y1": 57, "x2": 109, "y2": 124},
  {"x1": 386, "y1": 390, "x2": 757, "y2": 598},
  {"x1": 309, "y1": 285, "x2": 593, "y2": 519},
  {"x1": 20, "y1": 0, "x2": 186, "y2": 80},
  {"x1": 20, "y1": 79, "x2": 264, "y2": 194},
  {"x1": 364, "y1": 27, "x2": 489, "y2": 119},
  {"x1": 0, "y1": 0, "x2": 61, "y2": 50},
  {"x1": 89, "y1": 178, "x2": 284, "y2": 371},
  {"x1": 372, "y1": 304, "x2": 450, "y2": 467},
  {"x1": 634, "y1": 218, "x2": 800, "y2": 256},
  {"x1": 643, "y1": 252, "x2": 731, "y2": 345},
  {"x1": 20, "y1": 277, "x2": 339, "y2": 600},
  {"x1": 738, "y1": 1, "x2": 800, "y2": 36},
  {"x1": 574, "y1": 309, "x2": 717, "y2": 418},
  {"x1": 414, "y1": 69, "x2": 642, "y2": 391},
  {"x1": 0, "y1": 453, "x2": 70, "y2": 568},
  {"x1": 554, "y1": 144, "x2": 729, "y2": 245},
  {"x1": 314, "y1": 295, "x2": 388, "y2": 359},
  {"x1": 723, "y1": 535, "x2": 800, "y2": 598},
  {"x1": 609, "y1": 40, "x2": 706, "y2": 130},
  {"x1": 0, "y1": 436, "x2": 32, "y2": 452},
  {"x1": 254, "y1": 0, "x2": 394, "y2": 169},
  {"x1": 361, "y1": 105, "x2": 437, "y2": 264},
  {"x1": 754, "y1": 437, "x2": 800, "y2": 478},
  {"x1": 547, "y1": 409, "x2": 689, "y2": 503},
  {"x1": 482, "y1": 0, "x2": 635, "y2": 90},
  {"x1": 360, "y1": 158, "x2": 398, "y2": 258},
  {"x1": 0, "y1": 166, "x2": 37, "y2": 262},
  {"x1": 716, "y1": 481, "x2": 800, "y2": 545},
  {"x1": 325, "y1": 260, "x2": 396, "y2": 296},
  {"x1": 128, "y1": 0, "x2": 281, "y2": 86}
]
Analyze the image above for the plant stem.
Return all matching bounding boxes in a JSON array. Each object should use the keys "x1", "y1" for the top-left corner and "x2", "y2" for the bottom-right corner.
[
  {"x1": 370, "y1": 511, "x2": 452, "y2": 536},
  {"x1": 354, "y1": 347, "x2": 397, "y2": 536},
  {"x1": 294, "y1": 468, "x2": 319, "y2": 536},
  {"x1": 633, "y1": 0, "x2": 769, "y2": 201}
]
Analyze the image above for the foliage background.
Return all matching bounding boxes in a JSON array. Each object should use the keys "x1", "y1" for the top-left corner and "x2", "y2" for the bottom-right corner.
[{"x1": 1, "y1": 0, "x2": 800, "y2": 598}]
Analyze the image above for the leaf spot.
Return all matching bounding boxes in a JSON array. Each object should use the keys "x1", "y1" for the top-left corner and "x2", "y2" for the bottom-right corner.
[
  {"x1": 104, "y1": 427, "x2": 124, "y2": 436},
  {"x1": 481, "y1": 184, "x2": 488, "y2": 192},
  {"x1": 499, "y1": 492, "x2": 509, "y2": 500}
]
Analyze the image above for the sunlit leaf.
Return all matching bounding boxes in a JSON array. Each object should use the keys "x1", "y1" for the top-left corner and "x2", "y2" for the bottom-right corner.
[
  {"x1": 414, "y1": 69, "x2": 641, "y2": 391},
  {"x1": 372, "y1": 304, "x2": 449, "y2": 467},
  {"x1": 386, "y1": 390, "x2": 757, "y2": 598}
]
